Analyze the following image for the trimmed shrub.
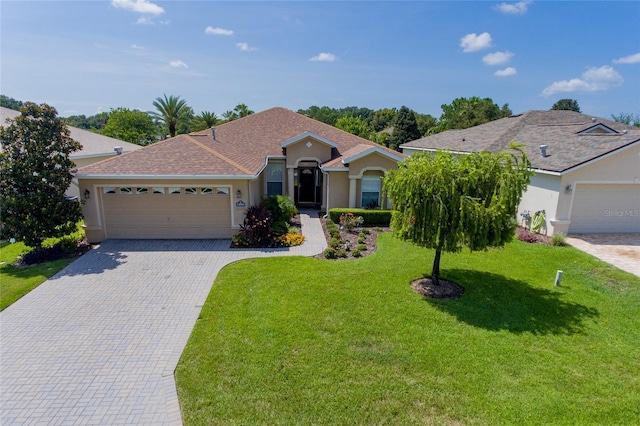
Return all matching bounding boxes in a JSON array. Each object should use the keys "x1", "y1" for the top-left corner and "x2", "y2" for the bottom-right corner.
[
  {"x1": 336, "y1": 249, "x2": 348, "y2": 258},
  {"x1": 516, "y1": 227, "x2": 540, "y2": 244},
  {"x1": 238, "y1": 204, "x2": 273, "y2": 246},
  {"x1": 551, "y1": 233, "x2": 567, "y2": 247},
  {"x1": 351, "y1": 249, "x2": 362, "y2": 258},
  {"x1": 357, "y1": 243, "x2": 367, "y2": 251},
  {"x1": 329, "y1": 208, "x2": 392, "y2": 226},
  {"x1": 329, "y1": 237, "x2": 341, "y2": 249},
  {"x1": 323, "y1": 248, "x2": 337, "y2": 259}
]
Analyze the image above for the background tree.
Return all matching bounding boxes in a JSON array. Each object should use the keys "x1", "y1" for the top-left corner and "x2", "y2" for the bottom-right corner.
[
  {"x1": 64, "y1": 112, "x2": 110, "y2": 131},
  {"x1": 190, "y1": 111, "x2": 219, "y2": 132},
  {"x1": 611, "y1": 112, "x2": 640, "y2": 127},
  {"x1": 551, "y1": 99, "x2": 581, "y2": 112},
  {"x1": 0, "y1": 95, "x2": 25, "y2": 110},
  {"x1": 101, "y1": 108, "x2": 158, "y2": 145},
  {"x1": 383, "y1": 146, "x2": 531, "y2": 289},
  {"x1": 0, "y1": 103, "x2": 83, "y2": 249},
  {"x1": 151, "y1": 94, "x2": 190, "y2": 137},
  {"x1": 389, "y1": 106, "x2": 421, "y2": 151},
  {"x1": 436, "y1": 97, "x2": 512, "y2": 132},
  {"x1": 415, "y1": 113, "x2": 437, "y2": 136},
  {"x1": 371, "y1": 108, "x2": 397, "y2": 132},
  {"x1": 222, "y1": 110, "x2": 239, "y2": 122},
  {"x1": 233, "y1": 103, "x2": 254, "y2": 118},
  {"x1": 335, "y1": 116, "x2": 374, "y2": 139}
]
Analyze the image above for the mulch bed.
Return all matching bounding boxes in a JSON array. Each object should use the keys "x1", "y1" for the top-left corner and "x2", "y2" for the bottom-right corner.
[
  {"x1": 410, "y1": 277, "x2": 465, "y2": 299},
  {"x1": 313, "y1": 217, "x2": 391, "y2": 260}
]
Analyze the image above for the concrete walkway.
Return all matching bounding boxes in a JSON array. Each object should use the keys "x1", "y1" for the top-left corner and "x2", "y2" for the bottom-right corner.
[
  {"x1": 0, "y1": 211, "x2": 326, "y2": 425},
  {"x1": 566, "y1": 233, "x2": 640, "y2": 278}
]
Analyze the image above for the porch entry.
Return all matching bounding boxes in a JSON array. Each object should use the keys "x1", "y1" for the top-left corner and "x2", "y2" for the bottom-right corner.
[{"x1": 295, "y1": 162, "x2": 322, "y2": 207}]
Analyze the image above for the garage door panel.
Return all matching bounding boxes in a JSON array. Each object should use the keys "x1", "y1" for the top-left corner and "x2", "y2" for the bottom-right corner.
[
  {"x1": 102, "y1": 190, "x2": 232, "y2": 239},
  {"x1": 570, "y1": 184, "x2": 640, "y2": 233}
]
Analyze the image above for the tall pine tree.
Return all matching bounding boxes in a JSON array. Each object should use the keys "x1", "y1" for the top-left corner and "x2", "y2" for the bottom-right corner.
[{"x1": 389, "y1": 106, "x2": 421, "y2": 151}]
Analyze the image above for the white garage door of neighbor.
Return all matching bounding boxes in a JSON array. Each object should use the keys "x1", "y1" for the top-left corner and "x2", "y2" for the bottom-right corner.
[
  {"x1": 102, "y1": 186, "x2": 232, "y2": 239},
  {"x1": 570, "y1": 183, "x2": 640, "y2": 233}
]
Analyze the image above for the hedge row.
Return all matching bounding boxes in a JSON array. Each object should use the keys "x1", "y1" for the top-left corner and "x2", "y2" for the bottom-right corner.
[{"x1": 328, "y1": 208, "x2": 392, "y2": 226}]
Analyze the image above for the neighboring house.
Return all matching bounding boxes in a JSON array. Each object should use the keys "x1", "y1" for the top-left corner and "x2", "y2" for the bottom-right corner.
[
  {"x1": 0, "y1": 106, "x2": 141, "y2": 198},
  {"x1": 401, "y1": 110, "x2": 640, "y2": 235},
  {"x1": 75, "y1": 107, "x2": 405, "y2": 242}
]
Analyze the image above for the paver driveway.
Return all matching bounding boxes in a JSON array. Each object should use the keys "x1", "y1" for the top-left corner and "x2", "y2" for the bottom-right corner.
[{"x1": 1, "y1": 212, "x2": 326, "y2": 425}]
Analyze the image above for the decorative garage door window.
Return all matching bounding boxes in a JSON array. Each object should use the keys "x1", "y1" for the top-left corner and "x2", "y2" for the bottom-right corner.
[
  {"x1": 169, "y1": 187, "x2": 181, "y2": 195},
  {"x1": 216, "y1": 187, "x2": 229, "y2": 195},
  {"x1": 185, "y1": 187, "x2": 197, "y2": 195},
  {"x1": 153, "y1": 187, "x2": 165, "y2": 194},
  {"x1": 201, "y1": 188, "x2": 213, "y2": 195},
  {"x1": 120, "y1": 187, "x2": 133, "y2": 195},
  {"x1": 361, "y1": 176, "x2": 381, "y2": 208},
  {"x1": 103, "y1": 187, "x2": 116, "y2": 194},
  {"x1": 136, "y1": 187, "x2": 149, "y2": 195}
]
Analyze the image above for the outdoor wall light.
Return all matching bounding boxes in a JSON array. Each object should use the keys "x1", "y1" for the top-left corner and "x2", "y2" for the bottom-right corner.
[
  {"x1": 84, "y1": 189, "x2": 90, "y2": 200},
  {"x1": 236, "y1": 189, "x2": 242, "y2": 199},
  {"x1": 565, "y1": 184, "x2": 573, "y2": 194}
]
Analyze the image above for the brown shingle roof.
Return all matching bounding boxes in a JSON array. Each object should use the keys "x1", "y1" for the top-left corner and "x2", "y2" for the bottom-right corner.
[
  {"x1": 401, "y1": 110, "x2": 640, "y2": 173},
  {"x1": 76, "y1": 107, "x2": 405, "y2": 176}
]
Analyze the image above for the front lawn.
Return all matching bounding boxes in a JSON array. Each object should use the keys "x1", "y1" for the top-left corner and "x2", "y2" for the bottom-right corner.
[
  {"x1": 0, "y1": 226, "x2": 85, "y2": 311},
  {"x1": 176, "y1": 234, "x2": 640, "y2": 425}
]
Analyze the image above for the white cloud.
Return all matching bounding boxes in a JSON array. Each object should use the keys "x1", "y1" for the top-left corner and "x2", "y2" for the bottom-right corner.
[
  {"x1": 205, "y1": 26, "x2": 234, "y2": 36},
  {"x1": 483, "y1": 51, "x2": 514, "y2": 66},
  {"x1": 136, "y1": 16, "x2": 153, "y2": 25},
  {"x1": 112, "y1": 0, "x2": 164, "y2": 15},
  {"x1": 131, "y1": 44, "x2": 144, "y2": 50},
  {"x1": 542, "y1": 65, "x2": 623, "y2": 96},
  {"x1": 309, "y1": 52, "x2": 337, "y2": 62},
  {"x1": 494, "y1": 0, "x2": 532, "y2": 15},
  {"x1": 460, "y1": 32, "x2": 492, "y2": 53},
  {"x1": 169, "y1": 60, "x2": 188, "y2": 68},
  {"x1": 613, "y1": 52, "x2": 640, "y2": 64},
  {"x1": 236, "y1": 42, "x2": 257, "y2": 52},
  {"x1": 495, "y1": 67, "x2": 517, "y2": 77}
]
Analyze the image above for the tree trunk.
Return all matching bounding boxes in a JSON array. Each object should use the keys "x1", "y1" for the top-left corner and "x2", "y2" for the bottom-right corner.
[{"x1": 431, "y1": 249, "x2": 441, "y2": 286}]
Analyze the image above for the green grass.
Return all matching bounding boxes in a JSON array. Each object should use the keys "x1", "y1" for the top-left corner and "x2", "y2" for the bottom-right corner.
[
  {"x1": 176, "y1": 234, "x2": 640, "y2": 425},
  {"x1": 0, "y1": 226, "x2": 84, "y2": 311}
]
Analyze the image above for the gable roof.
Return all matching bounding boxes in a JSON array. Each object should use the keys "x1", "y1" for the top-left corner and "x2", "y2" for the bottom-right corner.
[
  {"x1": 400, "y1": 110, "x2": 640, "y2": 173},
  {"x1": 0, "y1": 106, "x2": 140, "y2": 159},
  {"x1": 76, "y1": 107, "x2": 405, "y2": 177}
]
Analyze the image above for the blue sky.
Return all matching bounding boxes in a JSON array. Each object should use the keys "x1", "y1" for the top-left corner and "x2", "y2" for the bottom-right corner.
[{"x1": 2, "y1": 1, "x2": 639, "y2": 119}]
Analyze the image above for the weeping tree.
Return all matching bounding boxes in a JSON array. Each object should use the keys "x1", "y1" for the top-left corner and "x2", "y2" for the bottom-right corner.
[
  {"x1": 0, "y1": 103, "x2": 83, "y2": 249},
  {"x1": 383, "y1": 145, "x2": 532, "y2": 287}
]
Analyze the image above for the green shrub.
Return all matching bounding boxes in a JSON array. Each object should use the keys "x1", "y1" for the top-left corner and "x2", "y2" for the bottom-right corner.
[
  {"x1": 362, "y1": 229, "x2": 371, "y2": 235},
  {"x1": 272, "y1": 220, "x2": 290, "y2": 236},
  {"x1": 351, "y1": 249, "x2": 362, "y2": 258},
  {"x1": 336, "y1": 249, "x2": 348, "y2": 258},
  {"x1": 357, "y1": 236, "x2": 366, "y2": 244},
  {"x1": 263, "y1": 195, "x2": 297, "y2": 223},
  {"x1": 357, "y1": 244, "x2": 367, "y2": 251},
  {"x1": 329, "y1": 208, "x2": 392, "y2": 226},
  {"x1": 323, "y1": 248, "x2": 336, "y2": 259},
  {"x1": 329, "y1": 238, "x2": 341, "y2": 249},
  {"x1": 551, "y1": 233, "x2": 567, "y2": 247}
]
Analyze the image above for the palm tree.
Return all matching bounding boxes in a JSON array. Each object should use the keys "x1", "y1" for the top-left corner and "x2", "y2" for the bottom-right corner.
[
  {"x1": 151, "y1": 94, "x2": 190, "y2": 137},
  {"x1": 233, "y1": 103, "x2": 254, "y2": 118},
  {"x1": 222, "y1": 110, "x2": 239, "y2": 122},
  {"x1": 190, "y1": 111, "x2": 219, "y2": 132}
]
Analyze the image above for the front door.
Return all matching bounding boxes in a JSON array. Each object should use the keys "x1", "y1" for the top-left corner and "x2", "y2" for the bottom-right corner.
[{"x1": 298, "y1": 168, "x2": 316, "y2": 204}]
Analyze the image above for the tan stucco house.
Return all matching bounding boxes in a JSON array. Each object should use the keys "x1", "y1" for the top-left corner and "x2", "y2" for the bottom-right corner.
[
  {"x1": 401, "y1": 110, "x2": 640, "y2": 235},
  {"x1": 75, "y1": 107, "x2": 405, "y2": 242},
  {"x1": 1, "y1": 106, "x2": 141, "y2": 198}
]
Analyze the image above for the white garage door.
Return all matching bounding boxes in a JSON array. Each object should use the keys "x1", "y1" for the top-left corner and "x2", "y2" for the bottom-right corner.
[
  {"x1": 102, "y1": 186, "x2": 233, "y2": 239},
  {"x1": 570, "y1": 183, "x2": 640, "y2": 233}
]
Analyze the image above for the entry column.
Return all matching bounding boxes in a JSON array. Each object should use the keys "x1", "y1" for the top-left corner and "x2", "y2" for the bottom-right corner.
[
  {"x1": 349, "y1": 177, "x2": 357, "y2": 208},
  {"x1": 287, "y1": 167, "x2": 295, "y2": 200}
]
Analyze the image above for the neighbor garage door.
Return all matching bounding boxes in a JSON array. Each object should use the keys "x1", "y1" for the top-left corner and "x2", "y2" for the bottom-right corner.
[
  {"x1": 569, "y1": 183, "x2": 640, "y2": 233},
  {"x1": 102, "y1": 186, "x2": 232, "y2": 239}
]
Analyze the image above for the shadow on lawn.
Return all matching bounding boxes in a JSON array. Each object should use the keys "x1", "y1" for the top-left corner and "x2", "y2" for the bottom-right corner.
[{"x1": 427, "y1": 269, "x2": 599, "y2": 335}]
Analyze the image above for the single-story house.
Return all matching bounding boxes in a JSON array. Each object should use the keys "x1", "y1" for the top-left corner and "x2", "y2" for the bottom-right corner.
[
  {"x1": 0, "y1": 106, "x2": 141, "y2": 198},
  {"x1": 75, "y1": 107, "x2": 405, "y2": 242},
  {"x1": 401, "y1": 110, "x2": 640, "y2": 235}
]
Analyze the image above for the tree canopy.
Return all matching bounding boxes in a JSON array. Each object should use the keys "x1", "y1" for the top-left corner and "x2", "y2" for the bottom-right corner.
[
  {"x1": 0, "y1": 95, "x2": 25, "y2": 110},
  {"x1": 101, "y1": 107, "x2": 158, "y2": 145},
  {"x1": 611, "y1": 112, "x2": 640, "y2": 127},
  {"x1": 383, "y1": 147, "x2": 532, "y2": 287},
  {"x1": 0, "y1": 103, "x2": 83, "y2": 248},
  {"x1": 151, "y1": 94, "x2": 191, "y2": 137},
  {"x1": 190, "y1": 111, "x2": 219, "y2": 132},
  {"x1": 389, "y1": 106, "x2": 421, "y2": 151},
  {"x1": 335, "y1": 116, "x2": 375, "y2": 140},
  {"x1": 435, "y1": 97, "x2": 512, "y2": 132},
  {"x1": 551, "y1": 99, "x2": 581, "y2": 112}
]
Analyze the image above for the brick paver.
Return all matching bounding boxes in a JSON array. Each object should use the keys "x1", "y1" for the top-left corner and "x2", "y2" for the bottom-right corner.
[
  {"x1": 1, "y1": 211, "x2": 326, "y2": 425},
  {"x1": 565, "y1": 233, "x2": 640, "y2": 278}
]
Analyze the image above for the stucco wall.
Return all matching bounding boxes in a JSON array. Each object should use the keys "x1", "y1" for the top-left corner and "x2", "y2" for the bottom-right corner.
[
  {"x1": 348, "y1": 153, "x2": 399, "y2": 178},
  {"x1": 518, "y1": 173, "x2": 562, "y2": 235},
  {"x1": 326, "y1": 171, "x2": 349, "y2": 210},
  {"x1": 285, "y1": 138, "x2": 332, "y2": 167}
]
